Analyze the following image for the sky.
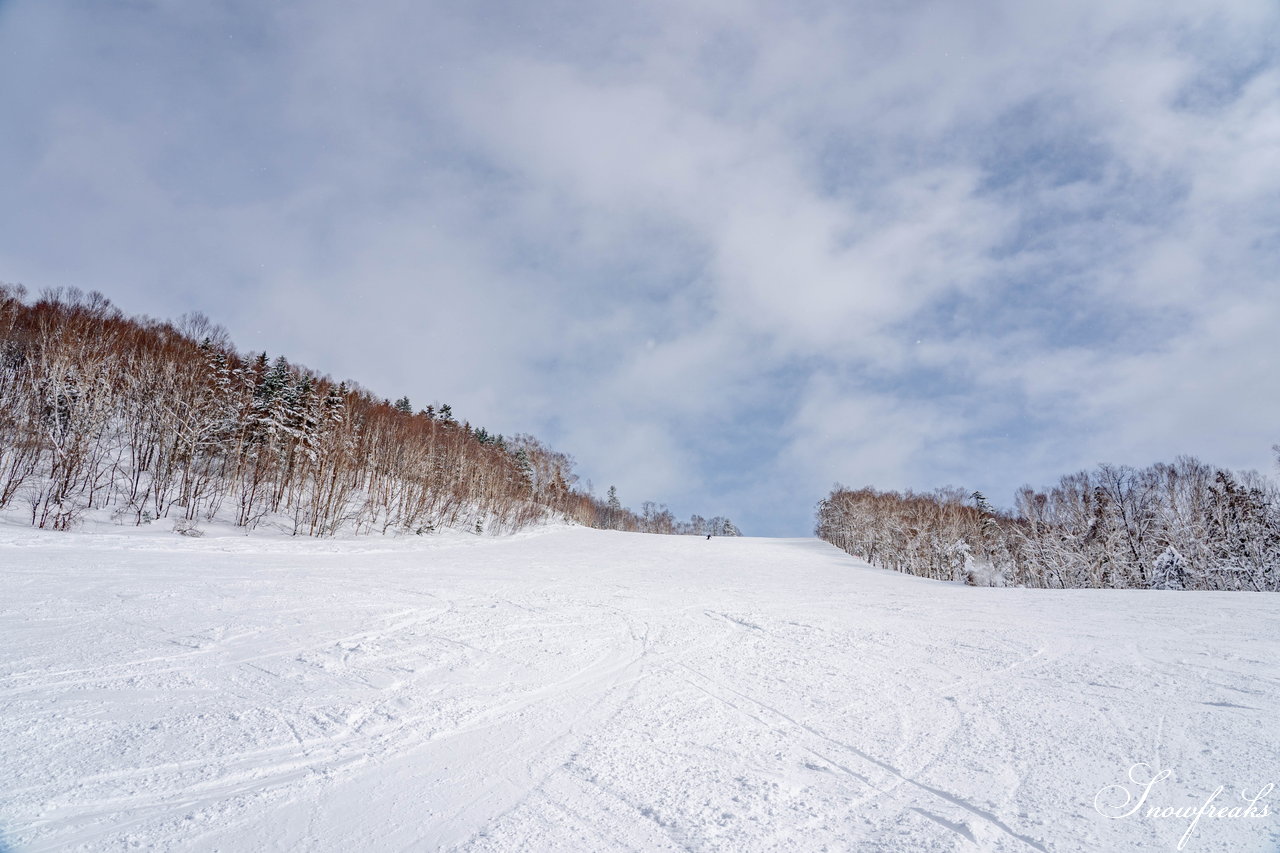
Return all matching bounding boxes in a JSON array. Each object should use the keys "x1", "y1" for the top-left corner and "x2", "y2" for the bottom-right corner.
[{"x1": 2, "y1": 0, "x2": 1278, "y2": 536}]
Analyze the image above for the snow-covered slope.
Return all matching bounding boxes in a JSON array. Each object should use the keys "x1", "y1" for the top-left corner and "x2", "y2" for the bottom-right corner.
[{"x1": 2, "y1": 526, "x2": 1276, "y2": 852}]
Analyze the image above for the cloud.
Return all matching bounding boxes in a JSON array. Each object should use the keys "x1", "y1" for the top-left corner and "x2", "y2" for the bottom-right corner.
[{"x1": 1, "y1": 0, "x2": 1278, "y2": 534}]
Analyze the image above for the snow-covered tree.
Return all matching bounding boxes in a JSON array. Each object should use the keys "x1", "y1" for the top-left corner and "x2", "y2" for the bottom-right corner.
[{"x1": 1151, "y1": 545, "x2": 1188, "y2": 590}]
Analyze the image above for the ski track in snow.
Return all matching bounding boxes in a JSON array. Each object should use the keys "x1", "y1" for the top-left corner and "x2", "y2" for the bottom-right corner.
[{"x1": 1, "y1": 526, "x2": 1277, "y2": 852}]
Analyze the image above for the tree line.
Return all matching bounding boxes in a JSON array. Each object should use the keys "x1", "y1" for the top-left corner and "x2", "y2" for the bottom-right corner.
[
  {"x1": 0, "y1": 285, "x2": 738, "y2": 537},
  {"x1": 816, "y1": 455, "x2": 1280, "y2": 591}
]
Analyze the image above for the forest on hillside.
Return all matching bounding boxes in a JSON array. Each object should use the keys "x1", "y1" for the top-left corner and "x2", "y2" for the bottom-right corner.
[
  {"x1": 0, "y1": 285, "x2": 738, "y2": 537},
  {"x1": 816, "y1": 456, "x2": 1280, "y2": 591}
]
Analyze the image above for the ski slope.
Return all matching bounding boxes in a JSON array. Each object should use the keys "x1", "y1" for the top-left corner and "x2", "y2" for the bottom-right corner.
[{"x1": 2, "y1": 525, "x2": 1277, "y2": 852}]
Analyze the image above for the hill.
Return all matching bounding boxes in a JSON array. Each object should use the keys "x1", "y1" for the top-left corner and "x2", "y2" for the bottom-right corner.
[{"x1": 0, "y1": 285, "x2": 736, "y2": 538}]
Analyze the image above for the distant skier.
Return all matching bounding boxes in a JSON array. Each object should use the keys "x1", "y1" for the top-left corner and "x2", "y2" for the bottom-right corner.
[{"x1": 706, "y1": 533, "x2": 712, "y2": 540}]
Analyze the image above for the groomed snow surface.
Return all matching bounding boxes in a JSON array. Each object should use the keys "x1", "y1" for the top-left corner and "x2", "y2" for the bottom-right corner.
[{"x1": 2, "y1": 525, "x2": 1277, "y2": 852}]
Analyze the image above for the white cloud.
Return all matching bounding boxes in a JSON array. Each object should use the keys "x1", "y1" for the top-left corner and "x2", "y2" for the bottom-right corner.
[{"x1": 2, "y1": 0, "x2": 1278, "y2": 533}]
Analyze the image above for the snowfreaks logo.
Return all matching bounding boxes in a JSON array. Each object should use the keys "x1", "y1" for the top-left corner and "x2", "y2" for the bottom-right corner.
[{"x1": 1094, "y1": 763, "x2": 1274, "y2": 850}]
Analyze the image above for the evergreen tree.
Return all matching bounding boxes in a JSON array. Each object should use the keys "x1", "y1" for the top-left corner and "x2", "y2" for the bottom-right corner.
[
  {"x1": 322, "y1": 385, "x2": 345, "y2": 425},
  {"x1": 248, "y1": 355, "x2": 291, "y2": 446},
  {"x1": 511, "y1": 449, "x2": 533, "y2": 490},
  {"x1": 604, "y1": 485, "x2": 622, "y2": 528}
]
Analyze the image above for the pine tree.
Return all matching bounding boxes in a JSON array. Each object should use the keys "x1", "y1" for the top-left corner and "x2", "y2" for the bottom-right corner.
[
  {"x1": 511, "y1": 448, "x2": 533, "y2": 490},
  {"x1": 322, "y1": 385, "x2": 345, "y2": 425},
  {"x1": 249, "y1": 355, "x2": 292, "y2": 446},
  {"x1": 601, "y1": 485, "x2": 621, "y2": 528}
]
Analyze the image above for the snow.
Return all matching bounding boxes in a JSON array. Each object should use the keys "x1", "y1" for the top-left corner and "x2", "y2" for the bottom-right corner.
[{"x1": 2, "y1": 525, "x2": 1277, "y2": 852}]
